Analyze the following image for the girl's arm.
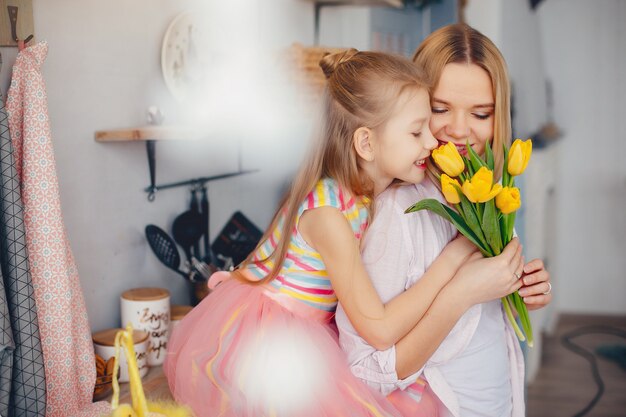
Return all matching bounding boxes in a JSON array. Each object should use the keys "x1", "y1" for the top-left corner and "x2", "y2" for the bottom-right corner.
[
  {"x1": 299, "y1": 205, "x2": 473, "y2": 350},
  {"x1": 394, "y1": 245, "x2": 524, "y2": 378}
]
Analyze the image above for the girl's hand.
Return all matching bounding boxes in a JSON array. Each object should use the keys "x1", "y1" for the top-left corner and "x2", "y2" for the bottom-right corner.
[
  {"x1": 449, "y1": 238, "x2": 524, "y2": 308},
  {"x1": 440, "y1": 235, "x2": 479, "y2": 273},
  {"x1": 517, "y1": 258, "x2": 552, "y2": 311}
]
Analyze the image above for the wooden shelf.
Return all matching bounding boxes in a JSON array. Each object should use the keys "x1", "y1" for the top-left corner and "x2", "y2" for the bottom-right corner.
[
  {"x1": 303, "y1": 0, "x2": 403, "y2": 7},
  {"x1": 101, "y1": 365, "x2": 173, "y2": 404},
  {"x1": 94, "y1": 126, "x2": 204, "y2": 142}
]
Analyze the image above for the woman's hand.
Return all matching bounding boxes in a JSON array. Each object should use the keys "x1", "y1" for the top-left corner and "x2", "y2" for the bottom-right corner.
[
  {"x1": 518, "y1": 258, "x2": 552, "y2": 310},
  {"x1": 448, "y1": 238, "x2": 524, "y2": 308}
]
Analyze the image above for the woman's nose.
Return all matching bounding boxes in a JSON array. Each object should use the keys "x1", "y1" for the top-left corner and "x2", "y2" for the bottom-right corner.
[{"x1": 446, "y1": 113, "x2": 470, "y2": 140}]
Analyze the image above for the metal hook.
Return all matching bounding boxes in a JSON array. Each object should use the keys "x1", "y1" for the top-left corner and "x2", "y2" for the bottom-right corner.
[{"x1": 7, "y1": 6, "x2": 34, "y2": 49}]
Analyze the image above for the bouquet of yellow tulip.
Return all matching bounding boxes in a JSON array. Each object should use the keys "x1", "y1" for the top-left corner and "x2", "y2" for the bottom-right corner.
[{"x1": 406, "y1": 139, "x2": 534, "y2": 346}]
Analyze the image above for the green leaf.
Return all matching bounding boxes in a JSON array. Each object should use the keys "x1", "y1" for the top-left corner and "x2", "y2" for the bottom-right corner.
[
  {"x1": 462, "y1": 155, "x2": 475, "y2": 177},
  {"x1": 507, "y1": 211, "x2": 517, "y2": 242},
  {"x1": 485, "y1": 141, "x2": 495, "y2": 171},
  {"x1": 466, "y1": 141, "x2": 487, "y2": 173},
  {"x1": 500, "y1": 213, "x2": 509, "y2": 246},
  {"x1": 482, "y1": 199, "x2": 503, "y2": 255},
  {"x1": 502, "y1": 143, "x2": 510, "y2": 188},
  {"x1": 405, "y1": 199, "x2": 492, "y2": 256},
  {"x1": 456, "y1": 185, "x2": 489, "y2": 249}
]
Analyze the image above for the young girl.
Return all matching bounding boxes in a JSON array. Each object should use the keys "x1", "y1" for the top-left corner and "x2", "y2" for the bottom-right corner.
[
  {"x1": 163, "y1": 49, "x2": 498, "y2": 417},
  {"x1": 336, "y1": 23, "x2": 552, "y2": 417}
]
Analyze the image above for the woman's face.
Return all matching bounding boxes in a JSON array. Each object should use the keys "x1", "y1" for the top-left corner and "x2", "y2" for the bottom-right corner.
[{"x1": 429, "y1": 63, "x2": 494, "y2": 156}]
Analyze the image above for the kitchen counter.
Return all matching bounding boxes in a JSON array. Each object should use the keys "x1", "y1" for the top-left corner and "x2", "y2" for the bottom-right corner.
[{"x1": 104, "y1": 365, "x2": 173, "y2": 404}]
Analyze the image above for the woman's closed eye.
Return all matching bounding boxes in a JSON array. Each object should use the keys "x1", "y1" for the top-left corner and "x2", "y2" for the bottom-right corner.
[
  {"x1": 412, "y1": 131, "x2": 422, "y2": 138},
  {"x1": 432, "y1": 107, "x2": 447, "y2": 114},
  {"x1": 473, "y1": 113, "x2": 492, "y2": 120}
]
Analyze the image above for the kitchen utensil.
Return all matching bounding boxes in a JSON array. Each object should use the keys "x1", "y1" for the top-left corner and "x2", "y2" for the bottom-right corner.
[
  {"x1": 189, "y1": 187, "x2": 201, "y2": 259},
  {"x1": 199, "y1": 185, "x2": 215, "y2": 264},
  {"x1": 171, "y1": 209, "x2": 203, "y2": 267},
  {"x1": 211, "y1": 211, "x2": 263, "y2": 269},
  {"x1": 216, "y1": 254, "x2": 234, "y2": 272},
  {"x1": 190, "y1": 257, "x2": 215, "y2": 281},
  {"x1": 144, "y1": 224, "x2": 191, "y2": 281}
]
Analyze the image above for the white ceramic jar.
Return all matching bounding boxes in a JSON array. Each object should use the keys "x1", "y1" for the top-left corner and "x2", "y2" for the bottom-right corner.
[
  {"x1": 120, "y1": 287, "x2": 170, "y2": 366},
  {"x1": 93, "y1": 328, "x2": 149, "y2": 383},
  {"x1": 169, "y1": 304, "x2": 193, "y2": 335}
]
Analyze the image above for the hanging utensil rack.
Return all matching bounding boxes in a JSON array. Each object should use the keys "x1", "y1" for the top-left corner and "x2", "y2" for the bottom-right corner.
[{"x1": 94, "y1": 126, "x2": 256, "y2": 201}]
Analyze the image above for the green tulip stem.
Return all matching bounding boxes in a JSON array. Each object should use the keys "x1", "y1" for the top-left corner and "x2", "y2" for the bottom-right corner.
[
  {"x1": 512, "y1": 291, "x2": 534, "y2": 347},
  {"x1": 502, "y1": 296, "x2": 526, "y2": 342},
  {"x1": 477, "y1": 202, "x2": 484, "y2": 220}
]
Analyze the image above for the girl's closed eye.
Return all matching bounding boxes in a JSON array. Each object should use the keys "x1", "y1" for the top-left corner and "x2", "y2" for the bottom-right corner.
[
  {"x1": 432, "y1": 107, "x2": 447, "y2": 114},
  {"x1": 412, "y1": 131, "x2": 422, "y2": 138}
]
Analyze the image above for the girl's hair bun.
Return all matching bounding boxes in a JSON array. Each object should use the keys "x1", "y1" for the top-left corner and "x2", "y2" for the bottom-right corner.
[{"x1": 319, "y1": 48, "x2": 359, "y2": 79}]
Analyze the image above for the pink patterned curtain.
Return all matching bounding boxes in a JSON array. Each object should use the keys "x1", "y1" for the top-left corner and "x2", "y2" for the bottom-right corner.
[{"x1": 6, "y1": 42, "x2": 109, "y2": 417}]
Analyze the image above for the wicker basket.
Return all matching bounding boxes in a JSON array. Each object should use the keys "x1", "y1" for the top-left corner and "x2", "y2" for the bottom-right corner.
[{"x1": 285, "y1": 43, "x2": 351, "y2": 105}]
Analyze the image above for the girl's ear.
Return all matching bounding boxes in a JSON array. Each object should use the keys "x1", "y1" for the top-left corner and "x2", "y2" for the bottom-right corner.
[{"x1": 353, "y1": 127, "x2": 375, "y2": 162}]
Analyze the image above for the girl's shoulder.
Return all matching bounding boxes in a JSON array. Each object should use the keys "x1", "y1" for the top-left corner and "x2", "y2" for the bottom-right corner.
[{"x1": 302, "y1": 177, "x2": 365, "y2": 213}]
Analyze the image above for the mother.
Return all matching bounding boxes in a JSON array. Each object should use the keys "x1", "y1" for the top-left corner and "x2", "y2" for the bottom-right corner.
[{"x1": 336, "y1": 23, "x2": 552, "y2": 417}]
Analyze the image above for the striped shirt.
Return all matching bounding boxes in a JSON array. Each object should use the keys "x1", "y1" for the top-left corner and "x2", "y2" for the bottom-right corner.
[{"x1": 247, "y1": 178, "x2": 370, "y2": 312}]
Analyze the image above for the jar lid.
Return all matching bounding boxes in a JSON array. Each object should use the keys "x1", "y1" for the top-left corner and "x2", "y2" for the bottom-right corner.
[
  {"x1": 92, "y1": 328, "x2": 149, "y2": 346},
  {"x1": 121, "y1": 287, "x2": 170, "y2": 301},
  {"x1": 171, "y1": 305, "x2": 193, "y2": 320}
]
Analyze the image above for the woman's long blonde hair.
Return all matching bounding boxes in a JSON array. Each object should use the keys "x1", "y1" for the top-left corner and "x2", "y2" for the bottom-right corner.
[
  {"x1": 413, "y1": 23, "x2": 512, "y2": 181},
  {"x1": 240, "y1": 50, "x2": 430, "y2": 285}
]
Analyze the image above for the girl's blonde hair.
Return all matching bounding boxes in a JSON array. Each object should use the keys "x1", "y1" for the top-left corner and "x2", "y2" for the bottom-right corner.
[
  {"x1": 240, "y1": 50, "x2": 430, "y2": 285},
  {"x1": 413, "y1": 23, "x2": 512, "y2": 181}
]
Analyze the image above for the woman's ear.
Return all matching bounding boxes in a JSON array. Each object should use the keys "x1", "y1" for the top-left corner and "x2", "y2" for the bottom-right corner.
[{"x1": 353, "y1": 127, "x2": 375, "y2": 162}]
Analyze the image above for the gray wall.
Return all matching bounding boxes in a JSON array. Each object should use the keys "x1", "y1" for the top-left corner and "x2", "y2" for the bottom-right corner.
[{"x1": 0, "y1": 0, "x2": 315, "y2": 332}]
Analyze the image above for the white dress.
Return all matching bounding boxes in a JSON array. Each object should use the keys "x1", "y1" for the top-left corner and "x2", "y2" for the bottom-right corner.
[{"x1": 335, "y1": 179, "x2": 525, "y2": 417}]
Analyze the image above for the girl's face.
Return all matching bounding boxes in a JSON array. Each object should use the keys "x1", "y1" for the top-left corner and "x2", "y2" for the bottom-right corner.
[
  {"x1": 430, "y1": 63, "x2": 495, "y2": 156},
  {"x1": 370, "y1": 87, "x2": 437, "y2": 195}
]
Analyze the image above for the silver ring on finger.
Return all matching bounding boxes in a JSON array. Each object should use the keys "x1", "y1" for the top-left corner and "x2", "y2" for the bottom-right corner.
[
  {"x1": 542, "y1": 282, "x2": 552, "y2": 295},
  {"x1": 513, "y1": 271, "x2": 521, "y2": 280}
]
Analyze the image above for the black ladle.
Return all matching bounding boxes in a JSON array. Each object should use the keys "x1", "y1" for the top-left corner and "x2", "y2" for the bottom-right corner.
[
  {"x1": 145, "y1": 225, "x2": 191, "y2": 281},
  {"x1": 200, "y1": 185, "x2": 216, "y2": 264},
  {"x1": 172, "y1": 208, "x2": 204, "y2": 266}
]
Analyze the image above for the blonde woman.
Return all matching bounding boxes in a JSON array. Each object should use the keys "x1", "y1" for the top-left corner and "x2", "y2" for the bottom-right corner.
[{"x1": 336, "y1": 24, "x2": 552, "y2": 417}]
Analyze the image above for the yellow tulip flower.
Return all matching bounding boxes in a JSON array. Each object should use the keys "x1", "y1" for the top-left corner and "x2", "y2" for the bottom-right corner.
[
  {"x1": 495, "y1": 186, "x2": 521, "y2": 214},
  {"x1": 441, "y1": 174, "x2": 461, "y2": 204},
  {"x1": 461, "y1": 167, "x2": 502, "y2": 203},
  {"x1": 508, "y1": 139, "x2": 532, "y2": 176},
  {"x1": 432, "y1": 142, "x2": 465, "y2": 177}
]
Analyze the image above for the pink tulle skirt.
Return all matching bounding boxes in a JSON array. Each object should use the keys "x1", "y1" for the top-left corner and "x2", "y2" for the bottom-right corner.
[{"x1": 164, "y1": 276, "x2": 405, "y2": 417}]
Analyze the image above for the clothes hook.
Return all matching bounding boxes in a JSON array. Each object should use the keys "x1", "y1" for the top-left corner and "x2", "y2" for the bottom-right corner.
[{"x1": 7, "y1": 6, "x2": 34, "y2": 51}]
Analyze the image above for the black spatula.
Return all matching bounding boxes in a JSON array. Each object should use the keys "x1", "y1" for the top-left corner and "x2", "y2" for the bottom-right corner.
[{"x1": 145, "y1": 224, "x2": 192, "y2": 281}]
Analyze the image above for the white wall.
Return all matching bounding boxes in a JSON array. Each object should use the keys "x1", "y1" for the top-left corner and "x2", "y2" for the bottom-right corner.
[
  {"x1": 468, "y1": 0, "x2": 626, "y2": 315},
  {"x1": 538, "y1": 0, "x2": 626, "y2": 315},
  {"x1": 466, "y1": 0, "x2": 547, "y2": 138},
  {"x1": 0, "y1": 0, "x2": 315, "y2": 332}
]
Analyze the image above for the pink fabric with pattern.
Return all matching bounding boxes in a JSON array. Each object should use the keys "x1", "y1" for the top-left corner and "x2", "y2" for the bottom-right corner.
[{"x1": 6, "y1": 42, "x2": 109, "y2": 417}]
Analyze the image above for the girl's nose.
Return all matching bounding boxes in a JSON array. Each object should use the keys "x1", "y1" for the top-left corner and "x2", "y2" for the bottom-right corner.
[
  {"x1": 446, "y1": 113, "x2": 470, "y2": 140},
  {"x1": 424, "y1": 127, "x2": 438, "y2": 150}
]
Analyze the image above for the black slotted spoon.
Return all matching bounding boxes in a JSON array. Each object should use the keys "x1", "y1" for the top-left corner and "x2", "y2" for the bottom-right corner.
[{"x1": 145, "y1": 224, "x2": 193, "y2": 281}]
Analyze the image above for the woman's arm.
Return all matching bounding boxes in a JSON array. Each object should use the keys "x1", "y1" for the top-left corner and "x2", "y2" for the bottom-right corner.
[
  {"x1": 395, "y1": 243, "x2": 524, "y2": 378},
  {"x1": 300, "y1": 204, "x2": 472, "y2": 350}
]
